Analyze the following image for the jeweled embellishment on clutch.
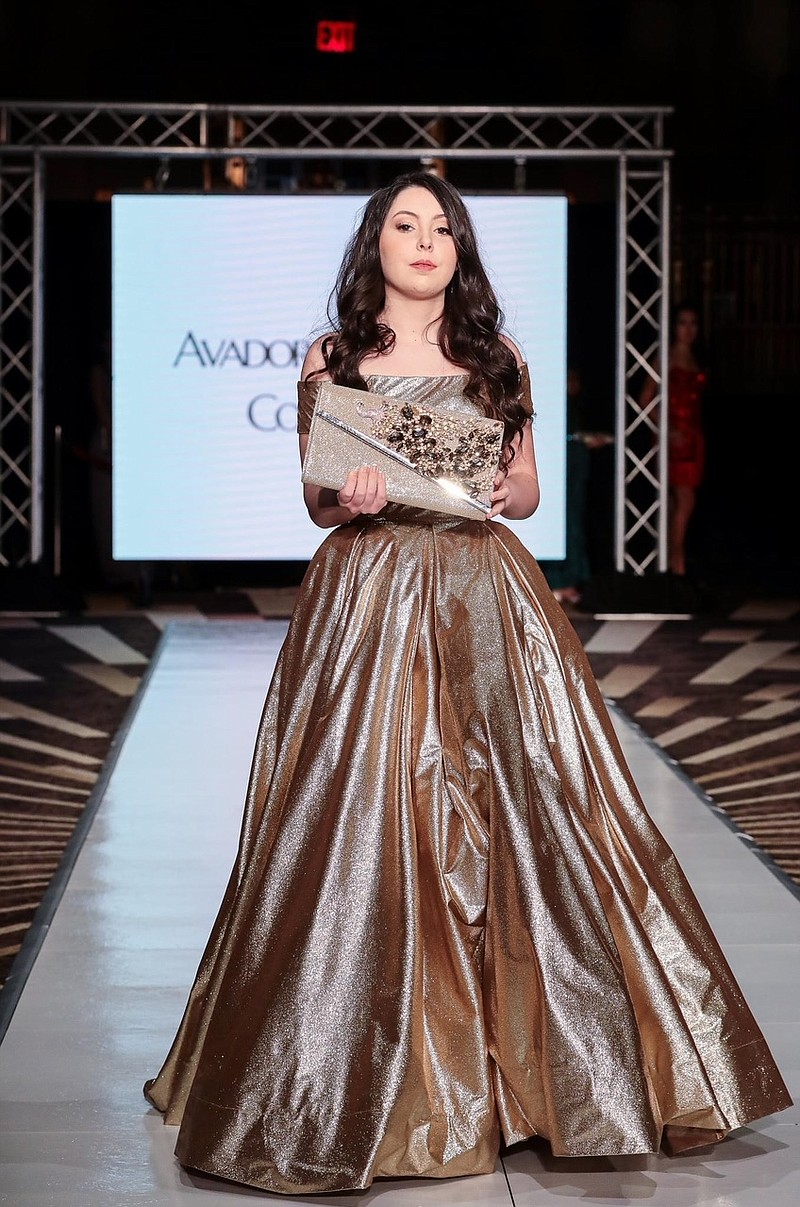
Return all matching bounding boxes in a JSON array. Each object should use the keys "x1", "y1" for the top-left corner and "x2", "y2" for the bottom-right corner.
[{"x1": 370, "y1": 402, "x2": 499, "y2": 498}]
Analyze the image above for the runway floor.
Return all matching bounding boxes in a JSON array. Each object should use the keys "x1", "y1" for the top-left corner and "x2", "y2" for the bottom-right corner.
[{"x1": 0, "y1": 618, "x2": 797, "y2": 1206}]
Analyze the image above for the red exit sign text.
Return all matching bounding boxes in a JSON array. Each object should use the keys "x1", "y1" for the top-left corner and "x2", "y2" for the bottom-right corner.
[{"x1": 317, "y1": 21, "x2": 356, "y2": 53}]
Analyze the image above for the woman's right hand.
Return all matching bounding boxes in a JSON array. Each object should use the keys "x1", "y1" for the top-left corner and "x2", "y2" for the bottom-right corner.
[{"x1": 337, "y1": 466, "x2": 388, "y2": 516}]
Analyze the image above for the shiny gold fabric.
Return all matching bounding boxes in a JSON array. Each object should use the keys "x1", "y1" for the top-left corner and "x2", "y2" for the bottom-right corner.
[{"x1": 144, "y1": 373, "x2": 791, "y2": 1196}]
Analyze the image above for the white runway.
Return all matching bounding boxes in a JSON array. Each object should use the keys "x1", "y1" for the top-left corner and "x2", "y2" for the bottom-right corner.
[{"x1": 0, "y1": 619, "x2": 797, "y2": 1206}]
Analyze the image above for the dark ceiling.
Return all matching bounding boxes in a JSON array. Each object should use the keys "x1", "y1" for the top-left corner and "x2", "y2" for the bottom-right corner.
[{"x1": 2, "y1": 1, "x2": 798, "y2": 208}]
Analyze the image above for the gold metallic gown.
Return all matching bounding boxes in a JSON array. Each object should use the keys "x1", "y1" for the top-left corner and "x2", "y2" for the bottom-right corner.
[{"x1": 144, "y1": 372, "x2": 791, "y2": 1195}]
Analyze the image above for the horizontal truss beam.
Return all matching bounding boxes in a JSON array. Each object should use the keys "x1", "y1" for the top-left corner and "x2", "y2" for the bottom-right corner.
[{"x1": 1, "y1": 103, "x2": 671, "y2": 157}]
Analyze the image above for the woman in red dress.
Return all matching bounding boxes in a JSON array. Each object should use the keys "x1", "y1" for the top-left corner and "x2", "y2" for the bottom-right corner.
[{"x1": 642, "y1": 304, "x2": 707, "y2": 576}]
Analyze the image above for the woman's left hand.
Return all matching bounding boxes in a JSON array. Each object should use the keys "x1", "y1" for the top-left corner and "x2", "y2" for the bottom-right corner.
[{"x1": 488, "y1": 471, "x2": 511, "y2": 519}]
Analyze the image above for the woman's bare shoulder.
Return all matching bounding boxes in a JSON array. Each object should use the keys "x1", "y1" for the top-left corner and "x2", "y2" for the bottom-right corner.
[
  {"x1": 301, "y1": 335, "x2": 334, "y2": 381},
  {"x1": 499, "y1": 333, "x2": 525, "y2": 368}
]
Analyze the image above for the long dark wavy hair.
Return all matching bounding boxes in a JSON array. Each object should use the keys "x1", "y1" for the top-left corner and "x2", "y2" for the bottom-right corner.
[{"x1": 315, "y1": 171, "x2": 529, "y2": 453}]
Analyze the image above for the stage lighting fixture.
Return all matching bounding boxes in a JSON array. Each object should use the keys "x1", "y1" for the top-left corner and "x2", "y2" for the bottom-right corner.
[{"x1": 154, "y1": 158, "x2": 171, "y2": 191}]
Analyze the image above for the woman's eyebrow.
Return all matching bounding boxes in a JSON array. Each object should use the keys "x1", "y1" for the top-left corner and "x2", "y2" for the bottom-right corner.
[{"x1": 390, "y1": 209, "x2": 448, "y2": 221}]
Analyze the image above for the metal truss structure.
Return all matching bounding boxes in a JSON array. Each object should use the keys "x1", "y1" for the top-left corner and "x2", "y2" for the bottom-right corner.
[
  {"x1": 616, "y1": 158, "x2": 671, "y2": 575},
  {"x1": 0, "y1": 103, "x2": 672, "y2": 575}
]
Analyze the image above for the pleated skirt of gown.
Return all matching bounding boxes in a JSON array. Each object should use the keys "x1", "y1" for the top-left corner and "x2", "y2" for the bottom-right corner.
[{"x1": 144, "y1": 507, "x2": 791, "y2": 1195}]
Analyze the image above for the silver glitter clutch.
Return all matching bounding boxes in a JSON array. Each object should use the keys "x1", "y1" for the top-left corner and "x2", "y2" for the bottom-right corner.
[{"x1": 301, "y1": 382, "x2": 504, "y2": 519}]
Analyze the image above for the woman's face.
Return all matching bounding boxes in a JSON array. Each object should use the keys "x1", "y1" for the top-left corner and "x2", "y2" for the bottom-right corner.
[
  {"x1": 378, "y1": 186, "x2": 458, "y2": 302},
  {"x1": 675, "y1": 309, "x2": 699, "y2": 347}
]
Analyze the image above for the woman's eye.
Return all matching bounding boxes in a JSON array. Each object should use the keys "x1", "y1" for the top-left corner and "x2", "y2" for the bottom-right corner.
[
  {"x1": 396, "y1": 222, "x2": 414, "y2": 232},
  {"x1": 435, "y1": 226, "x2": 452, "y2": 237}
]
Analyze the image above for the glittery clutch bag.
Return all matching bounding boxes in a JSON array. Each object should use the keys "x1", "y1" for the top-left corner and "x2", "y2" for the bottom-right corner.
[{"x1": 301, "y1": 382, "x2": 505, "y2": 519}]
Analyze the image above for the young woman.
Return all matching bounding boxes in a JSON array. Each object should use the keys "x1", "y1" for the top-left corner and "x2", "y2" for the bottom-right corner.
[{"x1": 144, "y1": 173, "x2": 789, "y2": 1195}]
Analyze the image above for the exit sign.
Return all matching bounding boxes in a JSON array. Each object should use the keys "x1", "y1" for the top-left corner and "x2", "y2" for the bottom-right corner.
[{"x1": 317, "y1": 21, "x2": 356, "y2": 53}]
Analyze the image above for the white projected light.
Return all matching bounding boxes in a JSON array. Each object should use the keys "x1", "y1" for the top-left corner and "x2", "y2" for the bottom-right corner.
[{"x1": 112, "y1": 193, "x2": 567, "y2": 561}]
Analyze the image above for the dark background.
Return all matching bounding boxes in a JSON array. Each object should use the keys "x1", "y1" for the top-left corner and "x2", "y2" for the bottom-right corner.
[
  {"x1": 3, "y1": 2, "x2": 795, "y2": 207},
  {"x1": 2, "y1": 1, "x2": 798, "y2": 598}
]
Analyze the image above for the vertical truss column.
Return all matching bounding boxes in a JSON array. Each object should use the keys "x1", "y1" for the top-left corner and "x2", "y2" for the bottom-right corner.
[
  {"x1": 0, "y1": 153, "x2": 43, "y2": 568},
  {"x1": 615, "y1": 155, "x2": 671, "y2": 574}
]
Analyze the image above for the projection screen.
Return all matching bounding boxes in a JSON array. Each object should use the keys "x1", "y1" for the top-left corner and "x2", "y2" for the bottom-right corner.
[{"x1": 112, "y1": 192, "x2": 567, "y2": 561}]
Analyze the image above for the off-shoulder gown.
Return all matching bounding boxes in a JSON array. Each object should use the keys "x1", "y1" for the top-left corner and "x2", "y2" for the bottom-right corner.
[{"x1": 144, "y1": 371, "x2": 790, "y2": 1195}]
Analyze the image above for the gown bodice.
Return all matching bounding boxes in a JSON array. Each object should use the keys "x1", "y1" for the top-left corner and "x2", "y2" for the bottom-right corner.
[
  {"x1": 296, "y1": 365, "x2": 533, "y2": 435},
  {"x1": 296, "y1": 367, "x2": 534, "y2": 526}
]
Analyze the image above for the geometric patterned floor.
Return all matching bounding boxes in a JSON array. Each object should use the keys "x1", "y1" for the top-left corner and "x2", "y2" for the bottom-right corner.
[
  {"x1": 1, "y1": 617, "x2": 797, "y2": 1207},
  {"x1": 1, "y1": 586, "x2": 798, "y2": 995},
  {"x1": 570, "y1": 597, "x2": 800, "y2": 893}
]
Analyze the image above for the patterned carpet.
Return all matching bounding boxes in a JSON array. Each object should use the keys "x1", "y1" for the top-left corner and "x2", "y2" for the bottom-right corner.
[{"x1": 1, "y1": 585, "x2": 798, "y2": 995}]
